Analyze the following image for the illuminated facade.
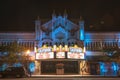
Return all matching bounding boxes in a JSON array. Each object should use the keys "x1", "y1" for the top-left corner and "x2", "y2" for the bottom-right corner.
[{"x1": 0, "y1": 13, "x2": 120, "y2": 75}]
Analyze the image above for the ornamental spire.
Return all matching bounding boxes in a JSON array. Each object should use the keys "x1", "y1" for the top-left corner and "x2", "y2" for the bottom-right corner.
[
  {"x1": 64, "y1": 9, "x2": 67, "y2": 18},
  {"x1": 52, "y1": 9, "x2": 56, "y2": 18}
]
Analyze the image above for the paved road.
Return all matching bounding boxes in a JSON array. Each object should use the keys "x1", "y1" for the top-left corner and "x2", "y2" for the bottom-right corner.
[{"x1": 0, "y1": 78, "x2": 120, "y2": 80}]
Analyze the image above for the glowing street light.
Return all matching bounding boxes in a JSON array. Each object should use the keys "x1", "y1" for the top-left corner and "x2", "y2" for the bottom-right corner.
[
  {"x1": 25, "y1": 50, "x2": 31, "y2": 75},
  {"x1": 26, "y1": 50, "x2": 30, "y2": 55}
]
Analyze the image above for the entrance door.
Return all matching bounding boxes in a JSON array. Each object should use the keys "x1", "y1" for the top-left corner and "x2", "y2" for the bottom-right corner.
[
  {"x1": 41, "y1": 61, "x2": 78, "y2": 74},
  {"x1": 64, "y1": 61, "x2": 78, "y2": 74},
  {"x1": 41, "y1": 61, "x2": 56, "y2": 74}
]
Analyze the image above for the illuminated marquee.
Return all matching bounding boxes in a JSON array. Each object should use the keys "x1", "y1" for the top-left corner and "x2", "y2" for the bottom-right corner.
[
  {"x1": 53, "y1": 45, "x2": 66, "y2": 58},
  {"x1": 68, "y1": 47, "x2": 85, "y2": 59},
  {"x1": 56, "y1": 52, "x2": 65, "y2": 58},
  {"x1": 38, "y1": 47, "x2": 51, "y2": 53},
  {"x1": 35, "y1": 46, "x2": 85, "y2": 59},
  {"x1": 36, "y1": 47, "x2": 54, "y2": 59},
  {"x1": 69, "y1": 47, "x2": 83, "y2": 53}
]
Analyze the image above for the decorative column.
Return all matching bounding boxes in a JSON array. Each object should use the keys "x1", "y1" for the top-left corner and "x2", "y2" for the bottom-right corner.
[
  {"x1": 79, "y1": 16, "x2": 84, "y2": 41},
  {"x1": 34, "y1": 60, "x2": 40, "y2": 75},
  {"x1": 65, "y1": 45, "x2": 68, "y2": 59},
  {"x1": 53, "y1": 45, "x2": 57, "y2": 59}
]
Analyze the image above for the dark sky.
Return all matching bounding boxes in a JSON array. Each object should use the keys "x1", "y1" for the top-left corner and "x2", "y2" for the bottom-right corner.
[{"x1": 0, "y1": 0, "x2": 120, "y2": 32}]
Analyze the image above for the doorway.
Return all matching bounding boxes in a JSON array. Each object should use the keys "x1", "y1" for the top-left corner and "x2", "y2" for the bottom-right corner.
[{"x1": 41, "y1": 61, "x2": 78, "y2": 74}]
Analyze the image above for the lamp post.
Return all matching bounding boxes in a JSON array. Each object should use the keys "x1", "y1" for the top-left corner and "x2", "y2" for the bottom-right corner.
[
  {"x1": 25, "y1": 50, "x2": 30, "y2": 74},
  {"x1": 26, "y1": 50, "x2": 30, "y2": 55}
]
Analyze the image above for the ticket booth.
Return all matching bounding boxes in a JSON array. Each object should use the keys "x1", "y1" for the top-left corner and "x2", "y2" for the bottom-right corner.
[{"x1": 56, "y1": 63, "x2": 64, "y2": 75}]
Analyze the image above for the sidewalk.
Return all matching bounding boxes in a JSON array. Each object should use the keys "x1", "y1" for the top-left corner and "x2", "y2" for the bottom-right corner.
[{"x1": 31, "y1": 74, "x2": 119, "y2": 78}]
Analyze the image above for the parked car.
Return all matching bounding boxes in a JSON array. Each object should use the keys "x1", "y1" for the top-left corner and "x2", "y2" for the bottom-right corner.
[{"x1": 0, "y1": 66, "x2": 29, "y2": 78}]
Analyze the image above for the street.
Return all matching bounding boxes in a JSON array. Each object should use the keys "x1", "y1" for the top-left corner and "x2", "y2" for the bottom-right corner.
[{"x1": 0, "y1": 77, "x2": 120, "y2": 80}]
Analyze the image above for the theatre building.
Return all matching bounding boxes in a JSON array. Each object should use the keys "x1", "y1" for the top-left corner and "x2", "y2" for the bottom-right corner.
[{"x1": 0, "y1": 13, "x2": 120, "y2": 75}]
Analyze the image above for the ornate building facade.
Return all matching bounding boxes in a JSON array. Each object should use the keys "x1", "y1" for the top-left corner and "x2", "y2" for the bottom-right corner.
[{"x1": 0, "y1": 13, "x2": 120, "y2": 76}]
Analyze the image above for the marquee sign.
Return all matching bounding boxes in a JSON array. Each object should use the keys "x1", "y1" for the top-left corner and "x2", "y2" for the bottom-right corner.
[
  {"x1": 35, "y1": 46, "x2": 85, "y2": 59},
  {"x1": 36, "y1": 47, "x2": 54, "y2": 59},
  {"x1": 69, "y1": 47, "x2": 83, "y2": 53},
  {"x1": 38, "y1": 47, "x2": 52, "y2": 53},
  {"x1": 56, "y1": 52, "x2": 65, "y2": 58},
  {"x1": 67, "y1": 52, "x2": 84, "y2": 59},
  {"x1": 68, "y1": 47, "x2": 85, "y2": 59}
]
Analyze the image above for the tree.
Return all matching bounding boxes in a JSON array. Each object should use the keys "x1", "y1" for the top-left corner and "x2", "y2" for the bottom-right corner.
[
  {"x1": 0, "y1": 41, "x2": 27, "y2": 66},
  {"x1": 0, "y1": 45, "x2": 9, "y2": 66}
]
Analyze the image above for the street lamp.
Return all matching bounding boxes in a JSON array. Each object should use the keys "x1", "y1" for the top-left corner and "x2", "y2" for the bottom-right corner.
[
  {"x1": 26, "y1": 50, "x2": 35, "y2": 77},
  {"x1": 25, "y1": 50, "x2": 30, "y2": 74},
  {"x1": 26, "y1": 50, "x2": 30, "y2": 55}
]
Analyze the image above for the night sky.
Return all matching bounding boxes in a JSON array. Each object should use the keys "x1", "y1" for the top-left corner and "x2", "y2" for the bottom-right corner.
[{"x1": 0, "y1": 0, "x2": 120, "y2": 32}]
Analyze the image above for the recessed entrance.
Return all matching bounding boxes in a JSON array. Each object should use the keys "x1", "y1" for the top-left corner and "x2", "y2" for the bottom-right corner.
[{"x1": 41, "y1": 61, "x2": 78, "y2": 74}]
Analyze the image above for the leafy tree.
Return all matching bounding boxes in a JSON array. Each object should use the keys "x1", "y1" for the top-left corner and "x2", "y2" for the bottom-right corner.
[
  {"x1": 0, "y1": 45, "x2": 9, "y2": 66},
  {"x1": 0, "y1": 41, "x2": 27, "y2": 66}
]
